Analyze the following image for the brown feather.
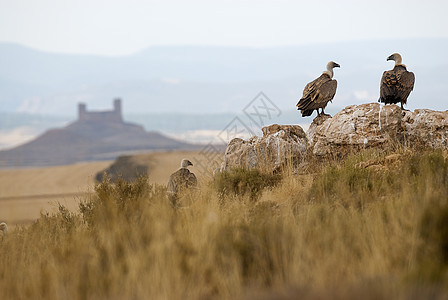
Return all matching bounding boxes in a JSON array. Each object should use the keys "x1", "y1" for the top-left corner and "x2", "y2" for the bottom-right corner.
[
  {"x1": 379, "y1": 65, "x2": 415, "y2": 107},
  {"x1": 297, "y1": 73, "x2": 337, "y2": 117},
  {"x1": 168, "y1": 168, "x2": 197, "y2": 194}
]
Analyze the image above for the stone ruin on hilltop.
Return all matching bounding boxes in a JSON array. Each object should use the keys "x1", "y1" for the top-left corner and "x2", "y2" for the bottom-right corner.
[
  {"x1": 0, "y1": 98, "x2": 196, "y2": 167},
  {"x1": 78, "y1": 98, "x2": 123, "y2": 123}
]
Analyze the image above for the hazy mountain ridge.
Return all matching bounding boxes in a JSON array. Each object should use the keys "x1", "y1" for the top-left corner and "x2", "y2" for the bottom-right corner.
[{"x1": 1, "y1": 38, "x2": 447, "y2": 116}]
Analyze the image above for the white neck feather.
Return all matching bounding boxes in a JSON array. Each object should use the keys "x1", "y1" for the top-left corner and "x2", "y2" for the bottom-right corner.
[
  {"x1": 394, "y1": 54, "x2": 403, "y2": 66},
  {"x1": 323, "y1": 69, "x2": 333, "y2": 78}
]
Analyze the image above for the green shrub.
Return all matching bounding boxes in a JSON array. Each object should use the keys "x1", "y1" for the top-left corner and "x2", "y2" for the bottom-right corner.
[
  {"x1": 95, "y1": 155, "x2": 148, "y2": 183},
  {"x1": 213, "y1": 168, "x2": 281, "y2": 201},
  {"x1": 80, "y1": 175, "x2": 165, "y2": 227}
]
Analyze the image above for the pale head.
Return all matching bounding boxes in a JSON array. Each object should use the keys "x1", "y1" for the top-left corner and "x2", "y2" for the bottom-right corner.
[
  {"x1": 0, "y1": 222, "x2": 8, "y2": 234},
  {"x1": 387, "y1": 53, "x2": 403, "y2": 66},
  {"x1": 180, "y1": 159, "x2": 193, "y2": 168},
  {"x1": 323, "y1": 61, "x2": 340, "y2": 78}
]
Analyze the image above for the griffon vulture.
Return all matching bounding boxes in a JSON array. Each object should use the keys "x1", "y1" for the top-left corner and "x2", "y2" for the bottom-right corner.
[
  {"x1": 167, "y1": 159, "x2": 197, "y2": 206},
  {"x1": 379, "y1": 53, "x2": 415, "y2": 110},
  {"x1": 296, "y1": 61, "x2": 340, "y2": 117},
  {"x1": 0, "y1": 222, "x2": 7, "y2": 241}
]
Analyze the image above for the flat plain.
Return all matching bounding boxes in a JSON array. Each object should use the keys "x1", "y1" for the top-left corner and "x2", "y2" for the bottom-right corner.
[{"x1": 0, "y1": 150, "x2": 206, "y2": 225}]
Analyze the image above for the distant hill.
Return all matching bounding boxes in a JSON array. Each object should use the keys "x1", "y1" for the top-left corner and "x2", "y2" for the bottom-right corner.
[{"x1": 0, "y1": 100, "x2": 197, "y2": 168}]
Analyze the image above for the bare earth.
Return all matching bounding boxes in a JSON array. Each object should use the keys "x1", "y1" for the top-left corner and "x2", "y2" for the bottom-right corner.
[{"x1": 0, "y1": 150, "x2": 212, "y2": 225}]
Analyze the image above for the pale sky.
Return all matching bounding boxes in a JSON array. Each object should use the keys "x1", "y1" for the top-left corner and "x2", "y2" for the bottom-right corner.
[{"x1": 0, "y1": 0, "x2": 447, "y2": 56}]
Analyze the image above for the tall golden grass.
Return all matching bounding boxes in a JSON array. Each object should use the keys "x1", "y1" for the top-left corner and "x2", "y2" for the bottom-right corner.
[{"x1": 0, "y1": 149, "x2": 447, "y2": 299}]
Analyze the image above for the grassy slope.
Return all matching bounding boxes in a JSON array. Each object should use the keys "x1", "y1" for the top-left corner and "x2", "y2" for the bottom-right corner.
[{"x1": 0, "y1": 149, "x2": 447, "y2": 299}]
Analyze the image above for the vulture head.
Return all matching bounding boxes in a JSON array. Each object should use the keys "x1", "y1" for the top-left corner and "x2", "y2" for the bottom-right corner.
[
  {"x1": 387, "y1": 53, "x2": 403, "y2": 66},
  {"x1": 324, "y1": 61, "x2": 340, "y2": 78},
  {"x1": 327, "y1": 61, "x2": 340, "y2": 69},
  {"x1": 0, "y1": 222, "x2": 7, "y2": 240},
  {"x1": 181, "y1": 159, "x2": 194, "y2": 168}
]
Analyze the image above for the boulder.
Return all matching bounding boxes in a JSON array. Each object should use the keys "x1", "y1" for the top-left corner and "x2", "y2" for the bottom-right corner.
[
  {"x1": 306, "y1": 114, "x2": 332, "y2": 147},
  {"x1": 310, "y1": 103, "x2": 448, "y2": 156},
  {"x1": 220, "y1": 124, "x2": 308, "y2": 172},
  {"x1": 311, "y1": 103, "x2": 403, "y2": 156},
  {"x1": 402, "y1": 109, "x2": 448, "y2": 149}
]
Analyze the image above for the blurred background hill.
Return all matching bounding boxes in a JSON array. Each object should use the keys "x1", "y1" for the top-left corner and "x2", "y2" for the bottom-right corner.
[{"x1": 1, "y1": 38, "x2": 448, "y2": 150}]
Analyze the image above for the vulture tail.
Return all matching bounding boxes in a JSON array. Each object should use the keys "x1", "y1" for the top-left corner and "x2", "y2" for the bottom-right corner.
[{"x1": 301, "y1": 109, "x2": 314, "y2": 117}]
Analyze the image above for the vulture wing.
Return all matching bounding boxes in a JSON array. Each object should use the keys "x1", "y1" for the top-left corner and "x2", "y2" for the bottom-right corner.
[
  {"x1": 380, "y1": 70, "x2": 398, "y2": 102},
  {"x1": 167, "y1": 173, "x2": 179, "y2": 195},
  {"x1": 167, "y1": 168, "x2": 197, "y2": 196},
  {"x1": 379, "y1": 66, "x2": 415, "y2": 105},
  {"x1": 296, "y1": 74, "x2": 335, "y2": 116},
  {"x1": 300, "y1": 76, "x2": 321, "y2": 101},
  {"x1": 314, "y1": 79, "x2": 337, "y2": 105},
  {"x1": 187, "y1": 172, "x2": 198, "y2": 188},
  {"x1": 396, "y1": 70, "x2": 415, "y2": 105}
]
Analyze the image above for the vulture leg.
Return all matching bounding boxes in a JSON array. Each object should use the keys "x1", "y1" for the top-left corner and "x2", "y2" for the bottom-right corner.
[{"x1": 401, "y1": 102, "x2": 410, "y2": 111}]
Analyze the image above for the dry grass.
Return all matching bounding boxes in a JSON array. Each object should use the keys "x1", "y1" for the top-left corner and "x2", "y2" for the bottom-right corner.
[{"x1": 0, "y1": 149, "x2": 447, "y2": 299}]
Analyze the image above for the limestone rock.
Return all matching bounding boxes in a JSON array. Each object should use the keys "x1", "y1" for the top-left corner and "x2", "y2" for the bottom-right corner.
[
  {"x1": 220, "y1": 103, "x2": 448, "y2": 171},
  {"x1": 310, "y1": 103, "x2": 448, "y2": 157},
  {"x1": 306, "y1": 114, "x2": 332, "y2": 147},
  {"x1": 402, "y1": 109, "x2": 448, "y2": 149},
  {"x1": 220, "y1": 124, "x2": 308, "y2": 172},
  {"x1": 311, "y1": 103, "x2": 403, "y2": 156}
]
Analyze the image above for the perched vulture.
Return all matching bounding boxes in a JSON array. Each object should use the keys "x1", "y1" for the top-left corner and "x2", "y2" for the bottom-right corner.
[
  {"x1": 296, "y1": 61, "x2": 340, "y2": 117},
  {"x1": 167, "y1": 159, "x2": 197, "y2": 206},
  {"x1": 0, "y1": 222, "x2": 7, "y2": 241},
  {"x1": 379, "y1": 53, "x2": 415, "y2": 109}
]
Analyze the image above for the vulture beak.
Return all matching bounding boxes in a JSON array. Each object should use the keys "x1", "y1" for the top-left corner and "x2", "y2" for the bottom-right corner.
[
  {"x1": 387, "y1": 55, "x2": 394, "y2": 61},
  {"x1": 334, "y1": 63, "x2": 340, "y2": 68},
  {"x1": 189, "y1": 161, "x2": 194, "y2": 167}
]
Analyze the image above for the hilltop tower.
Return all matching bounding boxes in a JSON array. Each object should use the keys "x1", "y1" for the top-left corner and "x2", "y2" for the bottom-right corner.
[
  {"x1": 78, "y1": 103, "x2": 87, "y2": 121},
  {"x1": 77, "y1": 98, "x2": 123, "y2": 123},
  {"x1": 114, "y1": 98, "x2": 122, "y2": 117}
]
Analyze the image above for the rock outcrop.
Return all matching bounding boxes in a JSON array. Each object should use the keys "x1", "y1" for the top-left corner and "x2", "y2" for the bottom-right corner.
[
  {"x1": 306, "y1": 114, "x2": 332, "y2": 147},
  {"x1": 311, "y1": 103, "x2": 448, "y2": 156},
  {"x1": 220, "y1": 124, "x2": 307, "y2": 172},
  {"x1": 311, "y1": 103, "x2": 403, "y2": 156},
  {"x1": 221, "y1": 103, "x2": 448, "y2": 171},
  {"x1": 402, "y1": 109, "x2": 448, "y2": 149}
]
